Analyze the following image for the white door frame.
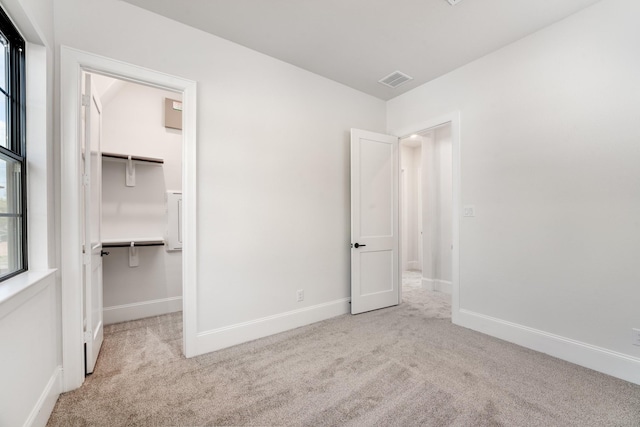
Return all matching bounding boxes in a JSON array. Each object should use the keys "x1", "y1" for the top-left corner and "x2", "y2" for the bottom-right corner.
[
  {"x1": 391, "y1": 112, "x2": 461, "y2": 323},
  {"x1": 60, "y1": 46, "x2": 198, "y2": 391}
]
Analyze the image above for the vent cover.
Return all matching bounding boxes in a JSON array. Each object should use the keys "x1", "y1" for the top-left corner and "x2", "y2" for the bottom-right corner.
[
  {"x1": 447, "y1": 0, "x2": 464, "y2": 5},
  {"x1": 378, "y1": 71, "x2": 413, "y2": 88}
]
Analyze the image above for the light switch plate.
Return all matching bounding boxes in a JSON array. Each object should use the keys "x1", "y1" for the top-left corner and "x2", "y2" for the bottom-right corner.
[
  {"x1": 633, "y1": 328, "x2": 640, "y2": 346},
  {"x1": 463, "y1": 205, "x2": 476, "y2": 217}
]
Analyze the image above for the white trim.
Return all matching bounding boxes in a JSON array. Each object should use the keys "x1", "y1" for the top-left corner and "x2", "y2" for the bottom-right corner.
[
  {"x1": 457, "y1": 309, "x2": 640, "y2": 386},
  {"x1": 434, "y1": 279, "x2": 452, "y2": 294},
  {"x1": 24, "y1": 366, "x2": 62, "y2": 427},
  {"x1": 421, "y1": 277, "x2": 452, "y2": 294},
  {"x1": 390, "y1": 111, "x2": 461, "y2": 324},
  {"x1": 60, "y1": 46, "x2": 198, "y2": 391},
  {"x1": 103, "y1": 296, "x2": 183, "y2": 325},
  {"x1": 421, "y1": 277, "x2": 434, "y2": 290},
  {"x1": 0, "y1": 270, "x2": 56, "y2": 319},
  {"x1": 195, "y1": 298, "x2": 350, "y2": 355},
  {"x1": 26, "y1": 43, "x2": 52, "y2": 271}
]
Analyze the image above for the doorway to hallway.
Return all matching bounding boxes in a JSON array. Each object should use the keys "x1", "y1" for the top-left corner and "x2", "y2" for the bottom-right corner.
[{"x1": 399, "y1": 123, "x2": 453, "y2": 299}]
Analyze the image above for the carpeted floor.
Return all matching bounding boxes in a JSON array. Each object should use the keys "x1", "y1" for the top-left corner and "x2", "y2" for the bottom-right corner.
[{"x1": 48, "y1": 271, "x2": 640, "y2": 426}]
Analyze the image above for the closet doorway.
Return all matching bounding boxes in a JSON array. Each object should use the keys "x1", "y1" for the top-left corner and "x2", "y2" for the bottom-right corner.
[
  {"x1": 60, "y1": 47, "x2": 197, "y2": 392},
  {"x1": 84, "y1": 72, "x2": 185, "y2": 373},
  {"x1": 91, "y1": 74, "x2": 183, "y2": 323}
]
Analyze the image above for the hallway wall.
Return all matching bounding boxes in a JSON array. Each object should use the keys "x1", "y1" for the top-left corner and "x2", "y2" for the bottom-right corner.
[
  {"x1": 401, "y1": 142, "x2": 422, "y2": 272},
  {"x1": 421, "y1": 126, "x2": 452, "y2": 293}
]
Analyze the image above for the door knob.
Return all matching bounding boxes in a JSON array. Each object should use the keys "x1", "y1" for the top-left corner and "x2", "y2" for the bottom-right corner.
[
  {"x1": 101, "y1": 250, "x2": 110, "y2": 257},
  {"x1": 354, "y1": 243, "x2": 366, "y2": 248}
]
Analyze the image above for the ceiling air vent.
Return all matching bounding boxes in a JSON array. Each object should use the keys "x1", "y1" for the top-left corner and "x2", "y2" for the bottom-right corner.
[
  {"x1": 378, "y1": 71, "x2": 413, "y2": 89},
  {"x1": 447, "y1": 0, "x2": 464, "y2": 5}
]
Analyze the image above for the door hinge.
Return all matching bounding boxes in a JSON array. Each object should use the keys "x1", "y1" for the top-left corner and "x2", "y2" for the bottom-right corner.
[
  {"x1": 84, "y1": 330, "x2": 92, "y2": 343},
  {"x1": 83, "y1": 253, "x2": 91, "y2": 265},
  {"x1": 81, "y1": 94, "x2": 90, "y2": 107},
  {"x1": 82, "y1": 174, "x2": 90, "y2": 187}
]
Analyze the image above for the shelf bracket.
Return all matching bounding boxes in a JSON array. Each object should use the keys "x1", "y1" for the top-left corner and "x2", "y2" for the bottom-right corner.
[
  {"x1": 128, "y1": 242, "x2": 139, "y2": 267},
  {"x1": 125, "y1": 155, "x2": 136, "y2": 187}
]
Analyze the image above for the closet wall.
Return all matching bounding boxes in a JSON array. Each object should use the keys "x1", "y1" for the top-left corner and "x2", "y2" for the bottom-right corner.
[{"x1": 97, "y1": 78, "x2": 183, "y2": 324}]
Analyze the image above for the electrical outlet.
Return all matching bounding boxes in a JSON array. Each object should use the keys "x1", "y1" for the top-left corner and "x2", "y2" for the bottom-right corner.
[
  {"x1": 632, "y1": 328, "x2": 640, "y2": 346},
  {"x1": 296, "y1": 289, "x2": 304, "y2": 302},
  {"x1": 463, "y1": 205, "x2": 476, "y2": 217}
]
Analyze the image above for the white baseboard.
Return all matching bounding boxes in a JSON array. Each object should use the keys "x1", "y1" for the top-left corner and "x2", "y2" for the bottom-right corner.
[
  {"x1": 455, "y1": 309, "x2": 640, "y2": 386},
  {"x1": 25, "y1": 366, "x2": 61, "y2": 427},
  {"x1": 421, "y1": 277, "x2": 452, "y2": 294},
  {"x1": 421, "y1": 278, "x2": 434, "y2": 290},
  {"x1": 103, "y1": 296, "x2": 182, "y2": 325},
  {"x1": 433, "y1": 279, "x2": 452, "y2": 294},
  {"x1": 194, "y1": 298, "x2": 350, "y2": 356}
]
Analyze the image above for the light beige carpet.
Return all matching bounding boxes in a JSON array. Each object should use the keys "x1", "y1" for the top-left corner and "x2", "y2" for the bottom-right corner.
[{"x1": 48, "y1": 277, "x2": 640, "y2": 426}]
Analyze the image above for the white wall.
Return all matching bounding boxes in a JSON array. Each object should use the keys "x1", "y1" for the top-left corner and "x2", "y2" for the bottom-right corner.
[
  {"x1": 54, "y1": 0, "x2": 386, "y2": 353},
  {"x1": 0, "y1": 273, "x2": 59, "y2": 427},
  {"x1": 420, "y1": 126, "x2": 452, "y2": 292},
  {"x1": 0, "y1": 0, "x2": 61, "y2": 425},
  {"x1": 400, "y1": 142, "x2": 422, "y2": 271},
  {"x1": 388, "y1": 0, "x2": 640, "y2": 384},
  {"x1": 100, "y1": 81, "x2": 183, "y2": 324}
]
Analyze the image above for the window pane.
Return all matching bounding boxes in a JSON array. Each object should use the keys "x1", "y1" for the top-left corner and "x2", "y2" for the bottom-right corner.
[
  {"x1": 0, "y1": 93, "x2": 6, "y2": 149},
  {"x1": 0, "y1": 215, "x2": 21, "y2": 276},
  {"x1": 0, "y1": 152, "x2": 23, "y2": 278},
  {"x1": 0, "y1": 152, "x2": 21, "y2": 214},
  {"x1": 0, "y1": 34, "x2": 6, "y2": 93},
  {"x1": 0, "y1": 6, "x2": 26, "y2": 282}
]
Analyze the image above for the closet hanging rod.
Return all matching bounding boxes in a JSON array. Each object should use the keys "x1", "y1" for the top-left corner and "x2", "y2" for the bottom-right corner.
[
  {"x1": 102, "y1": 152, "x2": 164, "y2": 164},
  {"x1": 102, "y1": 240, "x2": 165, "y2": 248}
]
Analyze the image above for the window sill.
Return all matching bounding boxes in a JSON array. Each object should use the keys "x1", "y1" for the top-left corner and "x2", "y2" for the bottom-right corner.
[{"x1": 0, "y1": 269, "x2": 57, "y2": 319}]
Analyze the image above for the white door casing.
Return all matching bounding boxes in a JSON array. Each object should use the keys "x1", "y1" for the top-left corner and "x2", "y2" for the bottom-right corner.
[
  {"x1": 350, "y1": 129, "x2": 400, "y2": 314},
  {"x1": 82, "y1": 73, "x2": 104, "y2": 374},
  {"x1": 61, "y1": 46, "x2": 197, "y2": 391}
]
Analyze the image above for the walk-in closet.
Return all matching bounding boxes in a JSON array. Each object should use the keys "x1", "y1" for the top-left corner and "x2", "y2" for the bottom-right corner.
[{"x1": 90, "y1": 74, "x2": 183, "y2": 327}]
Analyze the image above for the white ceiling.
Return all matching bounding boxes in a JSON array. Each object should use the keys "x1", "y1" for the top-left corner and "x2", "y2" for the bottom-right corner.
[{"x1": 122, "y1": 0, "x2": 601, "y2": 100}]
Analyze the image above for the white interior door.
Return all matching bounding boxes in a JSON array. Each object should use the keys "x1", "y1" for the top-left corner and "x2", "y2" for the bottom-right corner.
[
  {"x1": 350, "y1": 129, "x2": 399, "y2": 314},
  {"x1": 82, "y1": 73, "x2": 104, "y2": 374}
]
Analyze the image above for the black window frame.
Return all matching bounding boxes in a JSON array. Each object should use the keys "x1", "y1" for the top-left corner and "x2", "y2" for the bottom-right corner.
[{"x1": 0, "y1": 5, "x2": 27, "y2": 282}]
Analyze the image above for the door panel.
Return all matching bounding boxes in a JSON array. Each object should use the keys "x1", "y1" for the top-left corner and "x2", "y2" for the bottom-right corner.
[
  {"x1": 83, "y1": 73, "x2": 104, "y2": 374},
  {"x1": 359, "y1": 138, "x2": 393, "y2": 237},
  {"x1": 360, "y1": 250, "x2": 394, "y2": 295},
  {"x1": 350, "y1": 129, "x2": 399, "y2": 314}
]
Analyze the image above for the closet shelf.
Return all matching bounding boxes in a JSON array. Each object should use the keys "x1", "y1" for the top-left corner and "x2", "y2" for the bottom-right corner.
[
  {"x1": 102, "y1": 152, "x2": 163, "y2": 187},
  {"x1": 102, "y1": 152, "x2": 164, "y2": 164},
  {"x1": 102, "y1": 238, "x2": 165, "y2": 248}
]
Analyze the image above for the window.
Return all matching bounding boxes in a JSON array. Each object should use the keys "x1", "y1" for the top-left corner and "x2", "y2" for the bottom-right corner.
[{"x1": 0, "y1": 7, "x2": 26, "y2": 281}]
